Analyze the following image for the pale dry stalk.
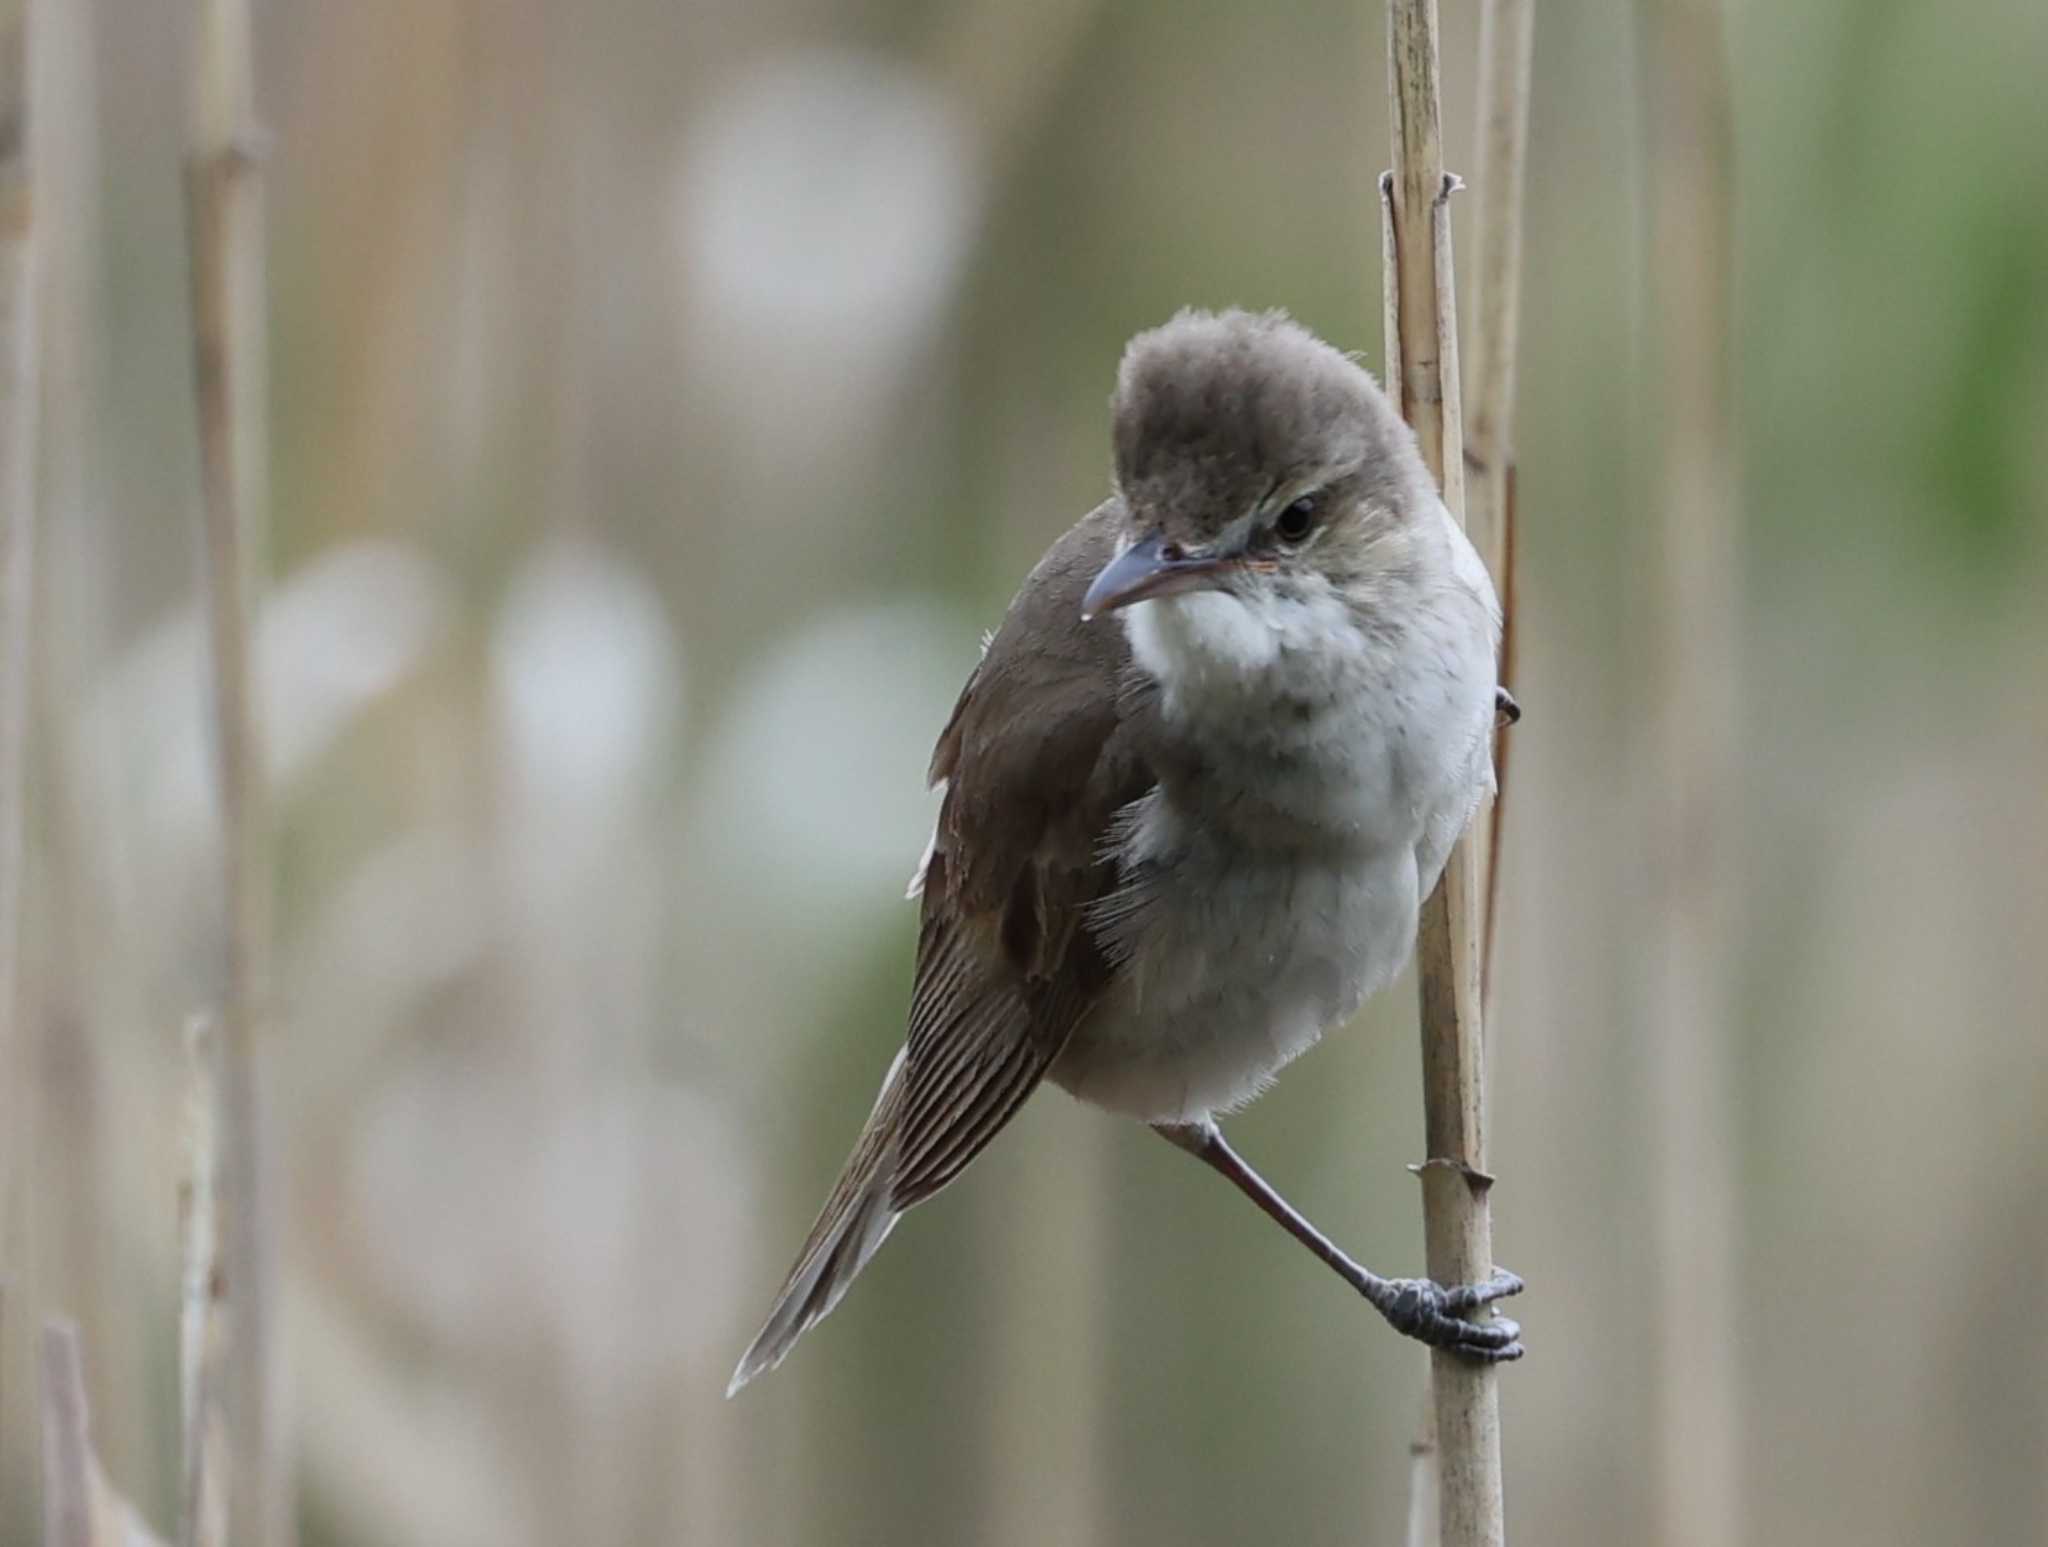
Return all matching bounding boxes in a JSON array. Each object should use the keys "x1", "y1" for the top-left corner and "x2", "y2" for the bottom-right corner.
[
  {"x1": 1403, "y1": 1373, "x2": 1440, "y2": 1547},
  {"x1": 0, "y1": 7, "x2": 34, "y2": 1504},
  {"x1": 1463, "y1": 0, "x2": 1532, "y2": 587},
  {"x1": 41, "y1": 1320, "x2": 175, "y2": 1547},
  {"x1": 0, "y1": 0, "x2": 38, "y2": 1340},
  {"x1": 179, "y1": 1017, "x2": 229, "y2": 1547},
  {"x1": 1641, "y1": 0, "x2": 1742, "y2": 1543},
  {"x1": 1383, "y1": 2, "x2": 1509, "y2": 1544},
  {"x1": 41, "y1": 1322, "x2": 95, "y2": 1547},
  {"x1": 185, "y1": 0, "x2": 285, "y2": 1539},
  {"x1": 1465, "y1": 0, "x2": 1533, "y2": 1004}
]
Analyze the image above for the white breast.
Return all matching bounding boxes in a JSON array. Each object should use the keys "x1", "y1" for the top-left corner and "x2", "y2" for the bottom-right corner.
[{"x1": 1049, "y1": 554, "x2": 1496, "y2": 1125}]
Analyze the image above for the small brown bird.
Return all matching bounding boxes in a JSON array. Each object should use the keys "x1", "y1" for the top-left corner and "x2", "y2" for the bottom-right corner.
[{"x1": 729, "y1": 309, "x2": 1521, "y2": 1395}]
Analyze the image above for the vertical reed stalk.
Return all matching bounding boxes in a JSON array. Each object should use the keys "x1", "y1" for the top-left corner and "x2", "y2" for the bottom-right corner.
[
  {"x1": 40, "y1": 1322, "x2": 94, "y2": 1547},
  {"x1": 40, "y1": 1319, "x2": 173, "y2": 1547},
  {"x1": 0, "y1": 9, "x2": 35, "y2": 1508},
  {"x1": 0, "y1": 0, "x2": 39, "y2": 1323},
  {"x1": 179, "y1": 1018, "x2": 228, "y2": 1547},
  {"x1": 1384, "y1": 2, "x2": 1508, "y2": 1544},
  {"x1": 1403, "y1": 1376, "x2": 1440, "y2": 1547},
  {"x1": 1465, "y1": 0, "x2": 1534, "y2": 1002},
  {"x1": 185, "y1": 0, "x2": 283, "y2": 1540},
  {"x1": 1641, "y1": 0, "x2": 1741, "y2": 1542},
  {"x1": 1463, "y1": 0, "x2": 1532, "y2": 585}
]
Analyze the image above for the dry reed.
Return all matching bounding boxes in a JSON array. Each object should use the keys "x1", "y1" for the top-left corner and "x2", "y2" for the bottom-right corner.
[
  {"x1": 1641, "y1": 0, "x2": 1742, "y2": 1542},
  {"x1": 184, "y1": 0, "x2": 284, "y2": 1539},
  {"x1": 1465, "y1": 0, "x2": 1534, "y2": 1003},
  {"x1": 0, "y1": 0, "x2": 39, "y2": 1336},
  {"x1": 1384, "y1": 1, "x2": 1510, "y2": 1542}
]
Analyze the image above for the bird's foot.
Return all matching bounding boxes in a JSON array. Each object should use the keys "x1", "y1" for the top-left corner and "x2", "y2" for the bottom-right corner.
[{"x1": 1371, "y1": 1269, "x2": 1525, "y2": 1363}]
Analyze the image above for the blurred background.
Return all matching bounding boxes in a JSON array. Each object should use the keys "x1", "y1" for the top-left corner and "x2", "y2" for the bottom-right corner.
[{"x1": 4, "y1": 0, "x2": 2046, "y2": 1544}]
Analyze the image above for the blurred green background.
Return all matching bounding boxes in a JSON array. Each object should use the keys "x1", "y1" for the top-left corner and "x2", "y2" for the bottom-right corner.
[{"x1": 6, "y1": 0, "x2": 2047, "y2": 1544}]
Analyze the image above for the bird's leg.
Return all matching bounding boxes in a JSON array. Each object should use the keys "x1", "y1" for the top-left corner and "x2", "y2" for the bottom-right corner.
[{"x1": 1153, "y1": 1119, "x2": 1525, "y2": 1362}]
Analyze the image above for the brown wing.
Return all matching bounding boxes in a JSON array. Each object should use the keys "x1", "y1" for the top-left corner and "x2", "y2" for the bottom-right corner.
[
  {"x1": 727, "y1": 502, "x2": 1152, "y2": 1392},
  {"x1": 891, "y1": 501, "x2": 1154, "y2": 1206}
]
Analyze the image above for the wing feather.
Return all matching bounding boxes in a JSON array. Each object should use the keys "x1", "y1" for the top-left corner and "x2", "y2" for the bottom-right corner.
[
  {"x1": 887, "y1": 501, "x2": 1155, "y2": 1208},
  {"x1": 730, "y1": 501, "x2": 1155, "y2": 1391}
]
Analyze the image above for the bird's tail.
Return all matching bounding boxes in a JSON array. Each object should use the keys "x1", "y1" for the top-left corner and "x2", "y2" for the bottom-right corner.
[{"x1": 727, "y1": 1051, "x2": 908, "y2": 1396}]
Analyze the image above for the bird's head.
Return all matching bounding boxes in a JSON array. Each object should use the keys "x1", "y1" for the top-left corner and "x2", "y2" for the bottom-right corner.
[{"x1": 1081, "y1": 308, "x2": 1436, "y2": 622}]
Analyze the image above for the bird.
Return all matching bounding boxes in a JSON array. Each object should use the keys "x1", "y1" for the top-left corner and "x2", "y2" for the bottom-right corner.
[{"x1": 728, "y1": 307, "x2": 1522, "y2": 1396}]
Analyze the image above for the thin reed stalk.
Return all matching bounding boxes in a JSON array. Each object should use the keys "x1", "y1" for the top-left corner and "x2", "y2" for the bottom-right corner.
[
  {"x1": 40, "y1": 1320, "x2": 173, "y2": 1547},
  {"x1": 0, "y1": 9, "x2": 35, "y2": 1505},
  {"x1": 1465, "y1": 0, "x2": 1534, "y2": 1004},
  {"x1": 1383, "y1": 2, "x2": 1509, "y2": 1543},
  {"x1": 1640, "y1": 0, "x2": 1742, "y2": 1542},
  {"x1": 1403, "y1": 1376, "x2": 1440, "y2": 1547},
  {"x1": 184, "y1": 0, "x2": 284, "y2": 1540},
  {"x1": 179, "y1": 1017, "x2": 228, "y2": 1547},
  {"x1": 40, "y1": 1322, "x2": 94, "y2": 1547},
  {"x1": 0, "y1": 0, "x2": 39, "y2": 1317}
]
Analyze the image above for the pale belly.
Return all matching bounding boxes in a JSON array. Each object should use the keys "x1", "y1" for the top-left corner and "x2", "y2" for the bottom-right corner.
[
  {"x1": 1046, "y1": 565, "x2": 1495, "y2": 1125},
  {"x1": 1048, "y1": 841, "x2": 1422, "y2": 1123}
]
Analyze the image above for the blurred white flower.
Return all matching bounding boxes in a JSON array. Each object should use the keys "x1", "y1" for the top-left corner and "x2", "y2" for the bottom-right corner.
[
  {"x1": 73, "y1": 538, "x2": 449, "y2": 889},
  {"x1": 688, "y1": 599, "x2": 969, "y2": 921},
  {"x1": 489, "y1": 536, "x2": 682, "y2": 815},
  {"x1": 264, "y1": 541, "x2": 448, "y2": 773},
  {"x1": 487, "y1": 539, "x2": 682, "y2": 1057},
  {"x1": 672, "y1": 47, "x2": 982, "y2": 477},
  {"x1": 675, "y1": 46, "x2": 977, "y2": 346}
]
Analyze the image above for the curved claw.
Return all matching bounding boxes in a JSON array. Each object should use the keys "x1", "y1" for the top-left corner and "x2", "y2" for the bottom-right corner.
[{"x1": 1378, "y1": 1268, "x2": 1527, "y2": 1363}]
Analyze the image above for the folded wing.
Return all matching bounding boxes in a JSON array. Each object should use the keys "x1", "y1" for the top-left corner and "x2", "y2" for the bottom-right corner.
[{"x1": 729, "y1": 502, "x2": 1154, "y2": 1391}]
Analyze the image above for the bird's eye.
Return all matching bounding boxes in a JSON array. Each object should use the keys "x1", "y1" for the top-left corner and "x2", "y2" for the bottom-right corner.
[{"x1": 1274, "y1": 494, "x2": 1319, "y2": 545}]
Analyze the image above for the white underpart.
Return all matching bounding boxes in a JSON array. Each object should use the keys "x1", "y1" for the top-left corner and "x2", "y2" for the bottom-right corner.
[
  {"x1": 1125, "y1": 583, "x2": 1358, "y2": 717},
  {"x1": 1442, "y1": 503, "x2": 1503, "y2": 630},
  {"x1": 1052, "y1": 541, "x2": 1498, "y2": 1125}
]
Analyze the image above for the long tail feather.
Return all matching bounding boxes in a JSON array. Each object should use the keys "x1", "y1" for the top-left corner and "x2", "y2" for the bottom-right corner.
[{"x1": 727, "y1": 1052, "x2": 907, "y2": 1396}]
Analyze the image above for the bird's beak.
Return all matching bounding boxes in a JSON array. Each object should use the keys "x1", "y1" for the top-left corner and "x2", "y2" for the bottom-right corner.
[{"x1": 1080, "y1": 531, "x2": 1233, "y2": 621}]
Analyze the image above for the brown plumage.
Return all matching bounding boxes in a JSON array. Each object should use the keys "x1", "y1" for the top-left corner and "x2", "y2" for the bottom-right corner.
[{"x1": 728, "y1": 506, "x2": 1152, "y2": 1391}]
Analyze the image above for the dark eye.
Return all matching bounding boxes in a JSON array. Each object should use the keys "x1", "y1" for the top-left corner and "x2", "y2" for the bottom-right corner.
[{"x1": 1274, "y1": 494, "x2": 1319, "y2": 545}]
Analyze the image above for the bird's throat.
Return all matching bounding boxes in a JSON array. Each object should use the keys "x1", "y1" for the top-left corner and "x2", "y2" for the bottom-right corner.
[{"x1": 1122, "y1": 586, "x2": 1369, "y2": 723}]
